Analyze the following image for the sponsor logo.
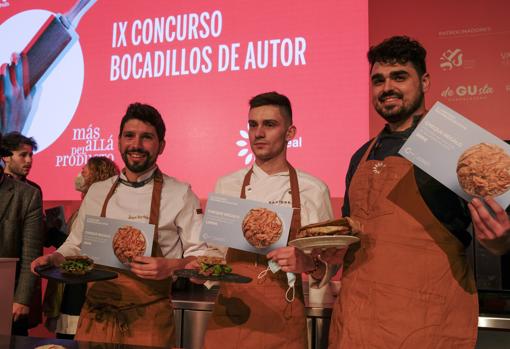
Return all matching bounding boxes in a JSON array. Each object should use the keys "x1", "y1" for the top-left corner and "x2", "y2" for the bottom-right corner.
[
  {"x1": 441, "y1": 84, "x2": 494, "y2": 101},
  {"x1": 438, "y1": 26, "x2": 491, "y2": 38},
  {"x1": 439, "y1": 48, "x2": 475, "y2": 71},
  {"x1": 0, "y1": 0, "x2": 10, "y2": 9},
  {"x1": 440, "y1": 49, "x2": 463, "y2": 70},
  {"x1": 505, "y1": 84, "x2": 510, "y2": 93},
  {"x1": 372, "y1": 162, "x2": 385, "y2": 174},
  {"x1": 235, "y1": 124, "x2": 303, "y2": 165}
]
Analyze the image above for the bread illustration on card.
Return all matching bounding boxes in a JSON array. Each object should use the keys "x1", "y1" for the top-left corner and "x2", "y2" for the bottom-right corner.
[
  {"x1": 242, "y1": 208, "x2": 283, "y2": 248},
  {"x1": 456, "y1": 143, "x2": 510, "y2": 197},
  {"x1": 112, "y1": 225, "x2": 147, "y2": 263}
]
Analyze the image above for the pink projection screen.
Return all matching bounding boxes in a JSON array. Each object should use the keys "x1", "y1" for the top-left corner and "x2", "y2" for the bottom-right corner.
[{"x1": 0, "y1": 0, "x2": 368, "y2": 200}]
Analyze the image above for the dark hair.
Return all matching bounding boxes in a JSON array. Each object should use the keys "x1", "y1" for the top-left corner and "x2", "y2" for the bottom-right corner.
[
  {"x1": 249, "y1": 91, "x2": 293, "y2": 125},
  {"x1": 119, "y1": 103, "x2": 166, "y2": 141},
  {"x1": 86, "y1": 156, "x2": 119, "y2": 186},
  {"x1": 1, "y1": 131, "x2": 38, "y2": 152},
  {"x1": 367, "y1": 36, "x2": 427, "y2": 76}
]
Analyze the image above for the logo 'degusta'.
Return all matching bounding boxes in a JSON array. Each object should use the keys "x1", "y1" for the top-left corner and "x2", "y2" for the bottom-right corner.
[{"x1": 236, "y1": 124, "x2": 254, "y2": 165}]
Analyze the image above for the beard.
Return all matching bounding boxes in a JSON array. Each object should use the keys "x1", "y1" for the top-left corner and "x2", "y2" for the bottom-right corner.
[
  {"x1": 375, "y1": 90, "x2": 424, "y2": 124},
  {"x1": 121, "y1": 148, "x2": 155, "y2": 174}
]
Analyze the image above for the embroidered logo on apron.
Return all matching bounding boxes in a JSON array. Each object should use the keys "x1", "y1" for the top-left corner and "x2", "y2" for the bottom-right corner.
[{"x1": 372, "y1": 162, "x2": 386, "y2": 174}]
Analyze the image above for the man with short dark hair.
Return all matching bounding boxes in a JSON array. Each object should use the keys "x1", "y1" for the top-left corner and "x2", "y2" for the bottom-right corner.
[
  {"x1": 1, "y1": 132, "x2": 40, "y2": 192},
  {"x1": 202, "y1": 91, "x2": 334, "y2": 348},
  {"x1": 32, "y1": 103, "x2": 207, "y2": 347},
  {"x1": 328, "y1": 36, "x2": 480, "y2": 348},
  {"x1": 0, "y1": 133, "x2": 43, "y2": 336}
]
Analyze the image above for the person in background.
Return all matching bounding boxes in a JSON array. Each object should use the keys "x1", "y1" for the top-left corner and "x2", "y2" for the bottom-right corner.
[
  {"x1": 201, "y1": 91, "x2": 334, "y2": 348},
  {"x1": 1, "y1": 131, "x2": 44, "y2": 332},
  {"x1": 0, "y1": 132, "x2": 43, "y2": 336},
  {"x1": 1, "y1": 131, "x2": 40, "y2": 193},
  {"x1": 32, "y1": 103, "x2": 207, "y2": 348},
  {"x1": 43, "y1": 156, "x2": 119, "y2": 339}
]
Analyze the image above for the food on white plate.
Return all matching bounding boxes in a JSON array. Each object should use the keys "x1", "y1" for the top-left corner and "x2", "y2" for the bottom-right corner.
[{"x1": 296, "y1": 217, "x2": 362, "y2": 239}]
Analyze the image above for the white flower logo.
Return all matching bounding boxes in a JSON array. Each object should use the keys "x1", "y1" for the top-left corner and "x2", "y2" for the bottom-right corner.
[{"x1": 236, "y1": 124, "x2": 254, "y2": 165}]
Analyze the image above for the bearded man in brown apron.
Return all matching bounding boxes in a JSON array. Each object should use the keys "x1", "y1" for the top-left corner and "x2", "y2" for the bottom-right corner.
[
  {"x1": 201, "y1": 92, "x2": 334, "y2": 349},
  {"x1": 32, "y1": 103, "x2": 207, "y2": 347},
  {"x1": 328, "y1": 36, "x2": 480, "y2": 348}
]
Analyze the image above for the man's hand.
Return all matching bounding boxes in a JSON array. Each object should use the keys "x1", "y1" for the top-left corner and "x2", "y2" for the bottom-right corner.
[
  {"x1": 311, "y1": 247, "x2": 348, "y2": 266},
  {"x1": 469, "y1": 197, "x2": 510, "y2": 255},
  {"x1": 267, "y1": 246, "x2": 315, "y2": 273},
  {"x1": 31, "y1": 252, "x2": 65, "y2": 274},
  {"x1": 129, "y1": 256, "x2": 194, "y2": 280},
  {"x1": 184, "y1": 258, "x2": 206, "y2": 285},
  {"x1": 12, "y1": 303, "x2": 29, "y2": 322}
]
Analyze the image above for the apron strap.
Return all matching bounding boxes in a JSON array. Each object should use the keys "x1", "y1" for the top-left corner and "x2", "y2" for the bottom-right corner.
[
  {"x1": 287, "y1": 163, "x2": 301, "y2": 240},
  {"x1": 239, "y1": 163, "x2": 302, "y2": 239}
]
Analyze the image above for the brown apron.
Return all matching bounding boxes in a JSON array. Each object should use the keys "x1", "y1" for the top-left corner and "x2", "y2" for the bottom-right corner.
[
  {"x1": 329, "y1": 139, "x2": 478, "y2": 349},
  {"x1": 75, "y1": 169, "x2": 176, "y2": 347},
  {"x1": 203, "y1": 163, "x2": 307, "y2": 349}
]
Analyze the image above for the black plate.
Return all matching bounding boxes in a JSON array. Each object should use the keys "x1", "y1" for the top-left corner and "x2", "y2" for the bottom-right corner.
[
  {"x1": 35, "y1": 265, "x2": 118, "y2": 284},
  {"x1": 174, "y1": 269, "x2": 252, "y2": 284}
]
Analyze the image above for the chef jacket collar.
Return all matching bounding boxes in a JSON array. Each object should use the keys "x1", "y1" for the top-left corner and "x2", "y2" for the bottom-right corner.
[
  {"x1": 252, "y1": 162, "x2": 290, "y2": 179},
  {"x1": 118, "y1": 166, "x2": 157, "y2": 188}
]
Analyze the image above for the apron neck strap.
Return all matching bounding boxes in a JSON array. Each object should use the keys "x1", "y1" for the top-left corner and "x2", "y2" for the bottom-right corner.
[
  {"x1": 240, "y1": 163, "x2": 302, "y2": 240},
  {"x1": 361, "y1": 136, "x2": 380, "y2": 163}
]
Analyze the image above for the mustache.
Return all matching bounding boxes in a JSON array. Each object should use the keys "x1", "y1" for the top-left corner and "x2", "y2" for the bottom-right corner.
[
  {"x1": 378, "y1": 91, "x2": 403, "y2": 102},
  {"x1": 123, "y1": 148, "x2": 150, "y2": 156}
]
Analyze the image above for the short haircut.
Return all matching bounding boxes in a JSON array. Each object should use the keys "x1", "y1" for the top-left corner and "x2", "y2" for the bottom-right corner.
[
  {"x1": 119, "y1": 103, "x2": 166, "y2": 142},
  {"x1": 367, "y1": 36, "x2": 427, "y2": 76},
  {"x1": 1, "y1": 132, "x2": 38, "y2": 152},
  {"x1": 86, "y1": 156, "x2": 120, "y2": 185},
  {"x1": 249, "y1": 91, "x2": 293, "y2": 125}
]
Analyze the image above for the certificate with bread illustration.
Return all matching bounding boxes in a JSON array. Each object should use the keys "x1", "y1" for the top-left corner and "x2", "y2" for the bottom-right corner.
[
  {"x1": 201, "y1": 193, "x2": 293, "y2": 254},
  {"x1": 81, "y1": 215, "x2": 155, "y2": 270},
  {"x1": 400, "y1": 101, "x2": 510, "y2": 208}
]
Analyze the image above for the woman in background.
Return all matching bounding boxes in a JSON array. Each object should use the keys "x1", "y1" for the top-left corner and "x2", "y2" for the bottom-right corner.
[{"x1": 43, "y1": 156, "x2": 119, "y2": 339}]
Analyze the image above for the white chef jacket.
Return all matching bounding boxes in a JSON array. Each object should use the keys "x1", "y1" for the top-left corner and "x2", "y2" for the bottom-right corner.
[
  {"x1": 215, "y1": 163, "x2": 334, "y2": 226},
  {"x1": 57, "y1": 167, "x2": 206, "y2": 258}
]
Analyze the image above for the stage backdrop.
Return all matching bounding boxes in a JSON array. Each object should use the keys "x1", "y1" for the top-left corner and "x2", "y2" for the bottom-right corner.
[
  {"x1": 369, "y1": 0, "x2": 510, "y2": 140},
  {"x1": 0, "y1": 0, "x2": 369, "y2": 201}
]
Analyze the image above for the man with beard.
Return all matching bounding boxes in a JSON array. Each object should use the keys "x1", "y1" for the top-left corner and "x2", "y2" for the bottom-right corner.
[
  {"x1": 31, "y1": 103, "x2": 207, "y2": 348},
  {"x1": 328, "y1": 36, "x2": 480, "y2": 348},
  {"x1": 1, "y1": 132, "x2": 40, "y2": 192}
]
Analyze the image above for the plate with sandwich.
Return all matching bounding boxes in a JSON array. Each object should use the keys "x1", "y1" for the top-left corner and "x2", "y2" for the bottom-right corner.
[
  {"x1": 35, "y1": 256, "x2": 118, "y2": 284},
  {"x1": 174, "y1": 256, "x2": 252, "y2": 283},
  {"x1": 289, "y1": 217, "x2": 361, "y2": 253}
]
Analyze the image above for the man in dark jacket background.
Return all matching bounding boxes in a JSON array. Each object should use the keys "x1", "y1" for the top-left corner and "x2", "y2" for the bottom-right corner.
[{"x1": 0, "y1": 132, "x2": 43, "y2": 335}]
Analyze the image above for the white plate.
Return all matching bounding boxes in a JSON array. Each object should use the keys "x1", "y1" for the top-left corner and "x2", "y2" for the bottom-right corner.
[{"x1": 288, "y1": 235, "x2": 360, "y2": 252}]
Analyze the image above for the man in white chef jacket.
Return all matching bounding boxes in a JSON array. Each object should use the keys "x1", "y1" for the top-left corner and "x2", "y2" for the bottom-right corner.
[
  {"x1": 31, "y1": 102, "x2": 206, "y2": 347},
  {"x1": 202, "y1": 91, "x2": 335, "y2": 349}
]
